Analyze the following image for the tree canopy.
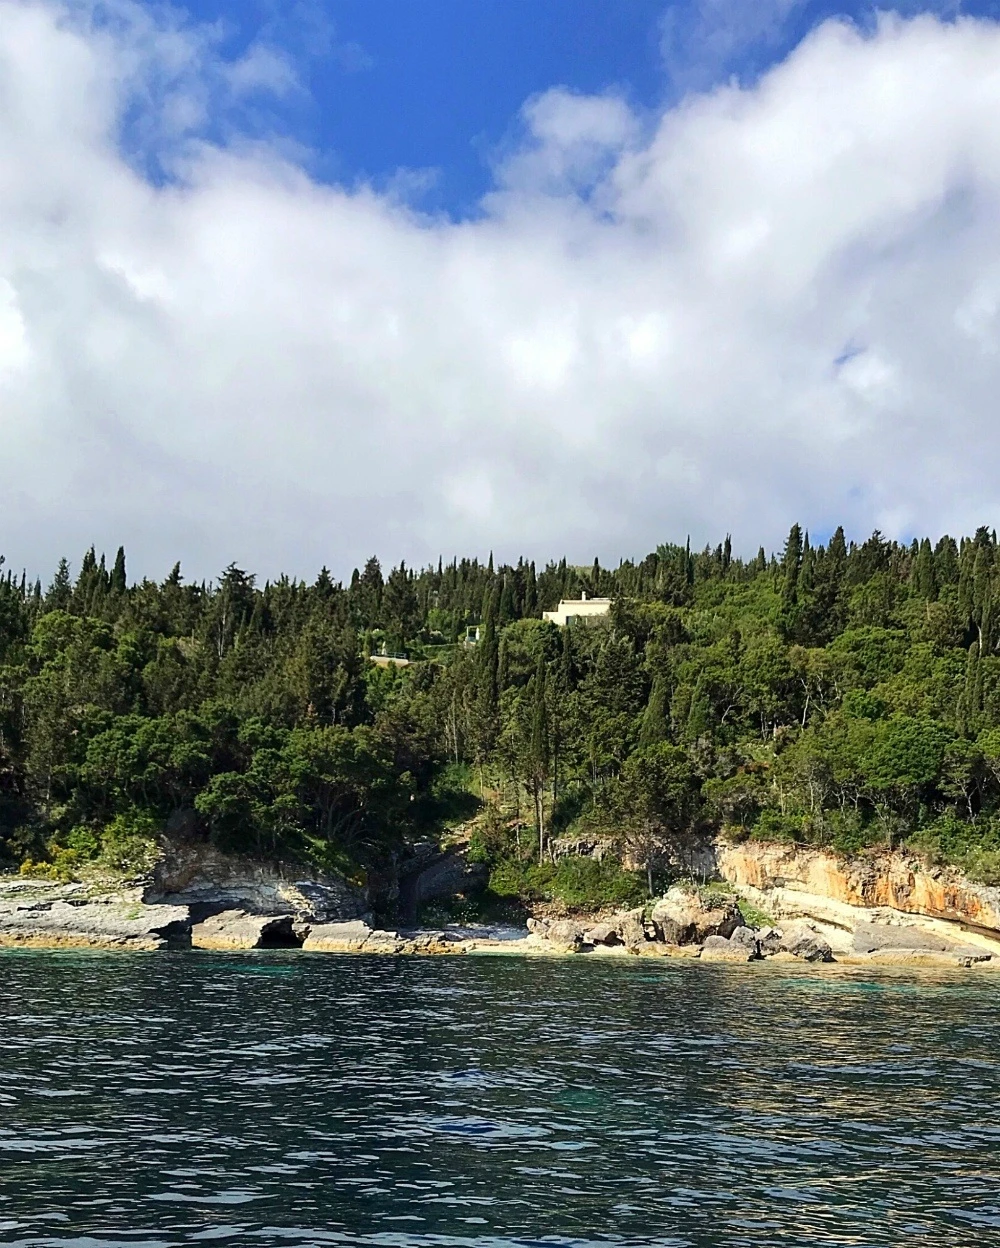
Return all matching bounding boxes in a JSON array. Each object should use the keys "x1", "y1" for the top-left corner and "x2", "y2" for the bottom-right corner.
[{"x1": 3, "y1": 526, "x2": 1000, "y2": 893}]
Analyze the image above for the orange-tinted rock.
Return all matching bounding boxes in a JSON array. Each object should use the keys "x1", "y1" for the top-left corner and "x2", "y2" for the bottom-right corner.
[{"x1": 717, "y1": 842, "x2": 1000, "y2": 933}]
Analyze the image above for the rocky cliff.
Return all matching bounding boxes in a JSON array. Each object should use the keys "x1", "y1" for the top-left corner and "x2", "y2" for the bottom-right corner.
[
  {"x1": 715, "y1": 839, "x2": 1000, "y2": 955},
  {"x1": 142, "y1": 842, "x2": 370, "y2": 924}
]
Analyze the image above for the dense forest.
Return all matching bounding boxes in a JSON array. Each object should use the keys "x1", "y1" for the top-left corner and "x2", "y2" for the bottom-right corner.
[{"x1": 2, "y1": 525, "x2": 1000, "y2": 906}]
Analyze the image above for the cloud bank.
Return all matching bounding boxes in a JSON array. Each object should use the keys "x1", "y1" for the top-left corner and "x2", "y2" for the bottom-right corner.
[{"x1": 1, "y1": 1, "x2": 1000, "y2": 579}]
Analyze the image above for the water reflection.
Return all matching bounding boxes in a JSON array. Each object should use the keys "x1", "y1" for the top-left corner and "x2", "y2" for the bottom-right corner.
[{"x1": 0, "y1": 951, "x2": 997, "y2": 1246}]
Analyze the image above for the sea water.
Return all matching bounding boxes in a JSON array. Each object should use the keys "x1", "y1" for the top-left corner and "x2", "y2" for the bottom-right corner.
[{"x1": 0, "y1": 951, "x2": 998, "y2": 1247}]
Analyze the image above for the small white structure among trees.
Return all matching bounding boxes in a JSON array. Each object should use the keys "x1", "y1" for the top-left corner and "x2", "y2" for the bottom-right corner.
[{"x1": 542, "y1": 592, "x2": 612, "y2": 627}]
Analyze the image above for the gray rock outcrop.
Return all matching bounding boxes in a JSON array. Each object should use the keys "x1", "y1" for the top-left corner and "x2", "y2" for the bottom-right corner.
[
  {"x1": 191, "y1": 910, "x2": 299, "y2": 950},
  {"x1": 146, "y1": 842, "x2": 369, "y2": 925},
  {"x1": 728, "y1": 925, "x2": 762, "y2": 957},
  {"x1": 302, "y1": 920, "x2": 375, "y2": 952},
  {"x1": 302, "y1": 921, "x2": 464, "y2": 955},
  {"x1": 852, "y1": 921, "x2": 954, "y2": 954},
  {"x1": 0, "y1": 884, "x2": 190, "y2": 951},
  {"x1": 778, "y1": 921, "x2": 833, "y2": 963},
  {"x1": 650, "y1": 887, "x2": 744, "y2": 945},
  {"x1": 527, "y1": 917, "x2": 586, "y2": 951}
]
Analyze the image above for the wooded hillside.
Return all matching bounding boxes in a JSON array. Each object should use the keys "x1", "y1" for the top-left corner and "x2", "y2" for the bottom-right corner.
[{"x1": 2, "y1": 526, "x2": 999, "y2": 899}]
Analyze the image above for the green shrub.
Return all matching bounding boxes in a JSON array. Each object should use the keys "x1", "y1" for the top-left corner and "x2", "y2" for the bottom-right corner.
[
  {"x1": 907, "y1": 814, "x2": 1000, "y2": 885},
  {"x1": 738, "y1": 899, "x2": 774, "y2": 927},
  {"x1": 826, "y1": 809, "x2": 877, "y2": 856},
  {"x1": 750, "y1": 809, "x2": 806, "y2": 843},
  {"x1": 488, "y1": 853, "x2": 645, "y2": 912},
  {"x1": 98, "y1": 809, "x2": 161, "y2": 876},
  {"x1": 466, "y1": 806, "x2": 516, "y2": 864},
  {"x1": 961, "y1": 848, "x2": 1000, "y2": 887}
]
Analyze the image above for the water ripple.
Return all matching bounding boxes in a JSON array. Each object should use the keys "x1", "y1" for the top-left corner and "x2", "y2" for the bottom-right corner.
[{"x1": 0, "y1": 952, "x2": 998, "y2": 1247}]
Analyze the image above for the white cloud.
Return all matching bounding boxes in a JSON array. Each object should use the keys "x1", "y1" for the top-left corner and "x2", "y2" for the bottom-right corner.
[
  {"x1": 1, "y1": 2, "x2": 1000, "y2": 580},
  {"x1": 224, "y1": 43, "x2": 299, "y2": 98},
  {"x1": 661, "y1": 0, "x2": 806, "y2": 90}
]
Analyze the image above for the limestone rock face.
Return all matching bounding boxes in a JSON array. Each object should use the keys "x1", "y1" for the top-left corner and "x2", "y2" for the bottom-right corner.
[
  {"x1": 852, "y1": 921, "x2": 954, "y2": 954},
  {"x1": 778, "y1": 921, "x2": 833, "y2": 963},
  {"x1": 0, "y1": 887, "x2": 190, "y2": 951},
  {"x1": 301, "y1": 920, "x2": 374, "y2": 952},
  {"x1": 717, "y1": 840, "x2": 1000, "y2": 934},
  {"x1": 146, "y1": 842, "x2": 369, "y2": 925},
  {"x1": 650, "y1": 887, "x2": 744, "y2": 945},
  {"x1": 191, "y1": 910, "x2": 298, "y2": 950}
]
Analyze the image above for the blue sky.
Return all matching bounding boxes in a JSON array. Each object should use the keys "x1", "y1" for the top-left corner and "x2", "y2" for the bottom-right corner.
[
  {"x1": 6, "y1": 0, "x2": 1000, "y2": 577},
  {"x1": 161, "y1": 0, "x2": 987, "y2": 215}
]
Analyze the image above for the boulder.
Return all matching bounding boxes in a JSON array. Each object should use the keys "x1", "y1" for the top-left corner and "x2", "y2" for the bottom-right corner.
[
  {"x1": 649, "y1": 887, "x2": 744, "y2": 945},
  {"x1": 618, "y1": 908, "x2": 648, "y2": 949},
  {"x1": 701, "y1": 934, "x2": 755, "y2": 962},
  {"x1": 527, "y1": 917, "x2": 586, "y2": 951},
  {"x1": 582, "y1": 908, "x2": 647, "y2": 948},
  {"x1": 757, "y1": 927, "x2": 784, "y2": 956},
  {"x1": 191, "y1": 910, "x2": 298, "y2": 951},
  {"x1": 778, "y1": 921, "x2": 833, "y2": 963},
  {"x1": 728, "y1": 925, "x2": 761, "y2": 957},
  {"x1": 583, "y1": 919, "x2": 622, "y2": 947}
]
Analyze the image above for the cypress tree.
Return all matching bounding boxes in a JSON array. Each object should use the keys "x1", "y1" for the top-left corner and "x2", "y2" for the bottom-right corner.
[
  {"x1": 110, "y1": 546, "x2": 127, "y2": 595},
  {"x1": 560, "y1": 626, "x2": 573, "y2": 691},
  {"x1": 497, "y1": 634, "x2": 509, "y2": 692},
  {"x1": 781, "y1": 524, "x2": 803, "y2": 606},
  {"x1": 498, "y1": 575, "x2": 515, "y2": 626},
  {"x1": 524, "y1": 561, "x2": 538, "y2": 618},
  {"x1": 640, "y1": 676, "x2": 670, "y2": 746},
  {"x1": 913, "y1": 538, "x2": 937, "y2": 600},
  {"x1": 46, "y1": 558, "x2": 72, "y2": 611},
  {"x1": 473, "y1": 583, "x2": 501, "y2": 770},
  {"x1": 530, "y1": 653, "x2": 549, "y2": 862}
]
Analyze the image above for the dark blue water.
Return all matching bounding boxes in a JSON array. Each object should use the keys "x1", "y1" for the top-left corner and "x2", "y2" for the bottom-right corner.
[{"x1": 0, "y1": 951, "x2": 998, "y2": 1248}]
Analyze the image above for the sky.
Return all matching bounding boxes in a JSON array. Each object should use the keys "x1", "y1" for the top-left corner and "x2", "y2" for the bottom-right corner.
[{"x1": 3, "y1": 0, "x2": 1000, "y2": 582}]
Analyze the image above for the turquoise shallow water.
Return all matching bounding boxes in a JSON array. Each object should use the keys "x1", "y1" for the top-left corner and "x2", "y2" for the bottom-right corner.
[{"x1": 0, "y1": 952, "x2": 998, "y2": 1248}]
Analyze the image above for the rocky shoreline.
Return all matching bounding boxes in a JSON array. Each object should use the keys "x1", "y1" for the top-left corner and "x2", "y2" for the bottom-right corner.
[{"x1": 2, "y1": 872, "x2": 998, "y2": 969}]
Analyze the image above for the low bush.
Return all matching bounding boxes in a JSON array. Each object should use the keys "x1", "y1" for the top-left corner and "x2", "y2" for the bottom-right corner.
[{"x1": 489, "y1": 853, "x2": 646, "y2": 912}]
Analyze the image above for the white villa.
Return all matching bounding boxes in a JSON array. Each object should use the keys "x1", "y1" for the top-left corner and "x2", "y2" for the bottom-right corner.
[{"x1": 542, "y1": 592, "x2": 613, "y2": 627}]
